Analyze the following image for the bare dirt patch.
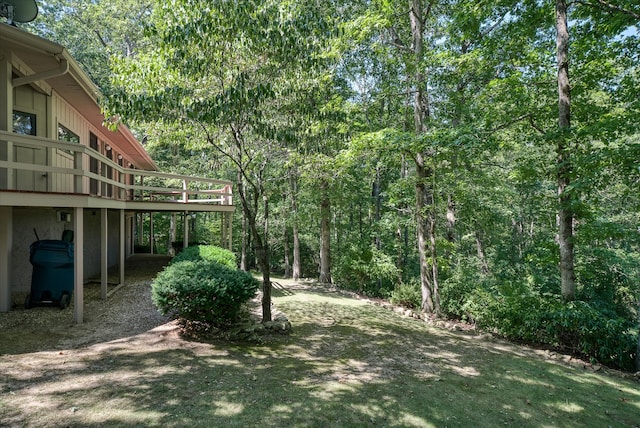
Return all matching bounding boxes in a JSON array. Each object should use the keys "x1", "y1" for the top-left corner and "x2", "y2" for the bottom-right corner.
[{"x1": 0, "y1": 255, "x2": 172, "y2": 355}]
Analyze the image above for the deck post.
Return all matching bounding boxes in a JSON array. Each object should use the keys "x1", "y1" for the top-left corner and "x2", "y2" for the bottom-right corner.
[
  {"x1": 0, "y1": 207, "x2": 12, "y2": 312},
  {"x1": 227, "y1": 211, "x2": 233, "y2": 251},
  {"x1": 100, "y1": 208, "x2": 108, "y2": 300},
  {"x1": 73, "y1": 151, "x2": 83, "y2": 193},
  {"x1": 73, "y1": 207, "x2": 84, "y2": 323},
  {"x1": 183, "y1": 211, "x2": 189, "y2": 249},
  {"x1": 149, "y1": 211, "x2": 154, "y2": 254},
  {"x1": 0, "y1": 55, "x2": 13, "y2": 189},
  {"x1": 119, "y1": 209, "x2": 125, "y2": 286}
]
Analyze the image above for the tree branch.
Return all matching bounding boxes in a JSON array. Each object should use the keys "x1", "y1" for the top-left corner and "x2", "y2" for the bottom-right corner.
[{"x1": 574, "y1": 0, "x2": 640, "y2": 19}]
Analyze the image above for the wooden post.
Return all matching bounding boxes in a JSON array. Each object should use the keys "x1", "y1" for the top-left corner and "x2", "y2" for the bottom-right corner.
[
  {"x1": 73, "y1": 150, "x2": 83, "y2": 194},
  {"x1": 119, "y1": 209, "x2": 125, "y2": 286},
  {"x1": 183, "y1": 211, "x2": 189, "y2": 249},
  {"x1": 0, "y1": 55, "x2": 13, "y2": 189},
  {"x1": 150, "y1": 212, "x2": 154, "y2": 254},
  {"x1": 227, "y1": 212, "x2": 233, "y2": 251},
  {"x1": 182, "y1": 179, "x2": 188, "y2": 203},
  {"x1": 73, "y1": 207, "x2": 84, "y2": 324},
  {"x1": 100, "y1": 208, "x2": 108, "y2": 300},
  {"x1": 0, "y1": 207, "x2": 12, "y2": 312}
]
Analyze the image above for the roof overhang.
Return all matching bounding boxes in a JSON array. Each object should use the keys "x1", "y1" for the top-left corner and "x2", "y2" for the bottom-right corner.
[{"x1": 0, "y1": 23, "x2": 156, "y2": 171}]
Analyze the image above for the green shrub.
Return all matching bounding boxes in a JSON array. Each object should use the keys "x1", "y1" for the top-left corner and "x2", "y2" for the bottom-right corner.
[
  {"x1": 152, "y1": 259, "x2": 259, "y2": 326},
  {"x1": 172, "y1": 245, "x2": 237, "y2": 269},
  {"x1": 457, "y1": 288, "x2": 636, "y2": 370},
  {"x1": 441, "y1": 262, "x2": 636, "y2": 370},
  {"x1": 333, "y1": 245, "x2": 398, "y2": 297},
  {"x1": 542, "y1": 300, "x2": 636, "y2": 370},
  {"x1": 390, "y1": 280, "x2": 422, "y2": 309}
]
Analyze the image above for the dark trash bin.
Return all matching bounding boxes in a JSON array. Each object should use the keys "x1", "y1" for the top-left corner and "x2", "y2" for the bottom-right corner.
[{"x1": 25, "y1": 240, "x2": 74, "y2": 309}]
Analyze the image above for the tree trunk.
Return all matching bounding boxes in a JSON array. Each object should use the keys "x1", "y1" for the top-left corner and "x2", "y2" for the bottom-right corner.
[
  {"x1": 319, "y1": 181, "x2": 332, "y2": 284},
  {"x1": 283, "y1": 226, "x2": 291, "y2": 279},
  {"x1": 234, "y1": 162, "x2": 271, "y2": 321},
  {"x1": 636, "y1": 298, "x2": 640, "y2": 371},
  {"x1": 240, "y1": 205, "x2": 248, "y2": 271},
  {"x1": 373, "y1": 166, "x2": 382, "y2": 250},
  {"x1": 446, "y1": 195, "x2": 456, "y2": 243},
  {"x1": 259, "y1": 195, "x2": 271, "y2": 322},
  {"x1": 168, "y1": 213, "x2": 176, "y2": 256},
  {"x1": 416, "y1": 158, "x2": 434, "y2": 313},
  {"x1": 396, "y1": 156, "x2": 408, "y2": 285},
  {"x1": 290, "y1": 171, "x2": 301, "y2": 281},
  {"x1": 556, "y1": 0, "x2": 576, "y2": 301},
  {"x1": 292, "y1": 222, "x2": 301, "y2": 281},
  {"x1": 410, "y1": 0, "x2": 439, "y2": 315},
  {"x1": 475, "y1": 228, "x2": 489, "y2": 275}
]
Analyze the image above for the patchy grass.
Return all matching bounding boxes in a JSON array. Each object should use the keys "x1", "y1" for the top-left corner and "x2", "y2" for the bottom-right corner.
[{"x1": 1, "y1": 278, "x2": 639, "y2": 427}]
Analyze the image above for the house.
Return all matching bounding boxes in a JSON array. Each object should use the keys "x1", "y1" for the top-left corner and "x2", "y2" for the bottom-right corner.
[{"x1": 0, "y1": 22, "x2": 234, "y2": 323}]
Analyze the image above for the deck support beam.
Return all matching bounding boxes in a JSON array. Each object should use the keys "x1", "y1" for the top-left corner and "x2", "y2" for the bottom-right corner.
[
  {"x1": 183, "y1": 211, "x2": 189, "y2": 249},
  {"x1": 119, "y1": 209, "x2": 125, "y2": 285},
  {"x1": 100, "y1": 208, "x2": 108, "y2": 300},
  {"x1": 0, "y1": 207, "x2": 12, "y2": 312},
  {"x1": 73, "y1": 207, "x2": 84, "y2": 323}
]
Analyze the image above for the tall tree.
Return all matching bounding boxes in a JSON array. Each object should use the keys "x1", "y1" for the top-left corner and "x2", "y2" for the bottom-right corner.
[
  {"x1": 555, "y1": 0, "x2": 576, "y2": 301},
  {"x1": 410, "y1": 0, "x2": 440, "y2": 314},
  {"x1": 105, "y1": 0, "x2": 336, "y2": 321}
]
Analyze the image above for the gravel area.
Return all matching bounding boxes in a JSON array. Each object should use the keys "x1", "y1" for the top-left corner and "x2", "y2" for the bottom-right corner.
[{"x1": 0, "y1": 255, "x2": 172, "y2": 355}]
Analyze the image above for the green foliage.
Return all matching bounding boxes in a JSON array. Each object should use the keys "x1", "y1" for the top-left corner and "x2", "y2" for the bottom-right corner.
[
  {"x1": 442, "y1": 268, "x2": 637, "y2": 371},
  {"x1": 543, "y1": 300, "x2": 637, "y2": 371},
  {"x1": 152, "y1": 254, "x2": 258, "y2": 326},
  {"x1": 36, "y1": 0, "x2": 640, "y2": 371},
  {"x1": 333, "y1": 245, "x2": 398, "y2": 297},
  {"x1": 390, "y1": 280, "x2": 421, "y2": 309},
  {"x1": 172, "y1": 245, "x2": 237, "y2": 269}
]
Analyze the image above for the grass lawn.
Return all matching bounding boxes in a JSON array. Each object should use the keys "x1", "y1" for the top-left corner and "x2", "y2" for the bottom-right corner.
[{"x1": 1, "y1": 279, "x2": 639, "y2": 427}]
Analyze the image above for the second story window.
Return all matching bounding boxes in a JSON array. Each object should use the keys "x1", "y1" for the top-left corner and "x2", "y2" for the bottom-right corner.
[
  {"x1": 13, "y1": 111, "x2": 36, "y2": 135},
  {"x1": 58, "y1": 124, "x2": 79, "y2": 144},
  {"x1": 58, "y1": 124, "x2": 80, "y2": 155}
]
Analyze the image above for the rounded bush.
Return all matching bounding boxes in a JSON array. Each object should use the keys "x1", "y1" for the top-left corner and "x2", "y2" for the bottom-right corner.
[
  {"x1": 152, "y1": 259, "x2": 259, "y2": 326},
  {"x1": 172, "y1": 245, "x2": 237, "y2": 269}
]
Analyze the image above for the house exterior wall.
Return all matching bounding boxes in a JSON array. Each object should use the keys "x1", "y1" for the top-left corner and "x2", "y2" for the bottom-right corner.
[
  {"x1": 10, "y1": 207, "x2": 122, "y2": 300},
  {"x1": 11, "y1": 83, "x2": 132, "y2": 195}
]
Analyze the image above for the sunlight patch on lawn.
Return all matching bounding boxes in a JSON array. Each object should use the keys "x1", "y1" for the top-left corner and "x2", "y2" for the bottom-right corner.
[
  {"x1": 450, "y1": 365, "x2": 481, "y2": 377},
  {"x1": 212, "y1": 400, "x2": 244, "y2": 417},
  {"x1": 80, "y1": 408, "x2": 166, "y2": 425},
  {"x1": 269, "y1": 404, "x2": 294, "y2": 415},
  {"x1": 395, "y1": 412, "x2": 436, "y2": 428},
  {"x1": 547, "y1": 400, "x2": 584, "y2": 413},
  {"x1": 501, "y1": 373, "x2": 555, "y2": 388},
  {"x1": 308, "y1": 381, "x2": 360, "y2": 399}
]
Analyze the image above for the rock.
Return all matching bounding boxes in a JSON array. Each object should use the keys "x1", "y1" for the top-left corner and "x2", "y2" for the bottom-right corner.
[{"x1": 274, "y1": 315, "x2": 289, "y2": 323}]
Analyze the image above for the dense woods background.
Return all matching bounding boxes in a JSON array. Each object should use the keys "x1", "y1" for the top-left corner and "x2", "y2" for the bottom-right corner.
[{"x1": 26, "y1": 0, "x2": 639, "y2": 370}]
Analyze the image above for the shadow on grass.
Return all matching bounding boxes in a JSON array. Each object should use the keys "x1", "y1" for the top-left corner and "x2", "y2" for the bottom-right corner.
[{"x1": 1, "y1": 285, "x2": 639, "y2": 427}]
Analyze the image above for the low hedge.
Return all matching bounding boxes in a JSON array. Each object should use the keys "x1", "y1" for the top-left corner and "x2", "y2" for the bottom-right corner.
[
  {"x1": 152, "y1": 248, "x2": 257, "y2": 326},
  {"x1": 171, "y1": 245, "x2": 237, "y2": 269}
]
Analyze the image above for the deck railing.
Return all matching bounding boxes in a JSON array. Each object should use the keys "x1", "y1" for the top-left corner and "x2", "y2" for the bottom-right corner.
[{"x1": 0, "y1": 131, "x2": 232, "y2": 206}]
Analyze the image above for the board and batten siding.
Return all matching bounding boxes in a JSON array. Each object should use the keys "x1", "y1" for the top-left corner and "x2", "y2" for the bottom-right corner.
[{"x1": 12, "y1": 85, "x2": 48, "y2": 192}]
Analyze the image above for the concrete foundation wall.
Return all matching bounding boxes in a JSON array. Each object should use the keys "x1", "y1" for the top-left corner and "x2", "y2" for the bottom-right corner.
[{"x1": 10, "y1": 207, "x2": 122, "y2": 294}]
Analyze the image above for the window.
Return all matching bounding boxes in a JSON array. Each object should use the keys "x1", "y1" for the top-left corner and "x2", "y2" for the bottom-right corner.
[
  {"x1": 89, "y1": 132, "x2": 99, "y2": 195},
  {"x1": 58, "y1": 124, "x2": 79, "y2": 155},
  {"x1": 58, "y1": 124, "x2": 80, "y2": 144},
  {"x1": 13, "y1": 111, "x2": 36, "y2": 135}
]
